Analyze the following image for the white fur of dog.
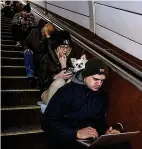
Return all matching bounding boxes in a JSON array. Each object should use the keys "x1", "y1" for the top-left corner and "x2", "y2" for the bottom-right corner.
[{"x1": 71, "y1": 54, "x2": 88, "y2": 72}]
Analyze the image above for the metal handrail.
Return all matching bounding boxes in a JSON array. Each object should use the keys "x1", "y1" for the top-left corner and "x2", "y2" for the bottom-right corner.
[
  {"x1": 29, "y1": 1, "x2": 142, "y2": 78},
  {"x1": 20, "y1": 0, "x2": 142, "y2": 90}
]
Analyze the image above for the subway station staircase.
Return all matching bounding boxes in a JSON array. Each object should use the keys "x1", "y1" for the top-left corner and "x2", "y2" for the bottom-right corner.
[{"x1": 1, "y1": 16, "x2": 47, "y2": 149}]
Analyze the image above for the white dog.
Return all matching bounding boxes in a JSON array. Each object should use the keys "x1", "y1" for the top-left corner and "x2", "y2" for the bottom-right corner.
[
  {"x1": 71, "y1": 54, "x2": 88, "y2": 72},
  {"x1": 38, "y1": 55, "x2": 88, "y2": 114}
]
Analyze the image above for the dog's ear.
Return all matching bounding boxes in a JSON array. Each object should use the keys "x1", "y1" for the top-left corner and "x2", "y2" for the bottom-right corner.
[
  {"x1": 71, "y1": 58, "x2": 76, "y2": 66},
  {"x1": 81, "y1": 54, "x2": 87, "y2": 61}
]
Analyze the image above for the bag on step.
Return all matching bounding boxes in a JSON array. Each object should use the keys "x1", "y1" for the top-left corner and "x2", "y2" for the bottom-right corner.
[{"x1": 24, "y1": 49, "x2": 35, "y2": 78}]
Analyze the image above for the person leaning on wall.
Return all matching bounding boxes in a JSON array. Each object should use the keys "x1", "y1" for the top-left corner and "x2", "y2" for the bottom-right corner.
[{"x1": 41, "y1": 58, "x2": 130, "y2": 149}]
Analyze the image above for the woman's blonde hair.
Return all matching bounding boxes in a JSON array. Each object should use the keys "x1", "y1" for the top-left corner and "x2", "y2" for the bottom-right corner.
[{"x1": 56, "y1": 46, "x2": 72, "y2": 57}]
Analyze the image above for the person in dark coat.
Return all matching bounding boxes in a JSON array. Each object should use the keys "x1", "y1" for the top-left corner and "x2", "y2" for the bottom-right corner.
[
  {"x1": 12, "y1": 3, "x2": 24, "y2": 46},
  {"x1": 41, "y1": 58, "x2": 128, "y2": 149},
  {"x1": 24, "y1": 20, "x2": 55, "y2": 53},
  {"x1": 19, "y1": 3, "x2": 36, "y2": 40},
  {"x1": 23, "y1": 19, "x2": 56, "y2": 88},
  {"x1": 1, "y1": 1, "x2": 13, "y2": 17},
  {"x1": 38, "y1": 31, "x2": 73, "y2": 94},
  {"x1": 24, "y1": 19, "x2": 56, "y2": 74}
]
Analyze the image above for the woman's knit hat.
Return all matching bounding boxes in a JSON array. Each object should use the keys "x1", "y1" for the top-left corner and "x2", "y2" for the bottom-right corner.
[
  {"x1": 54, "y1": 31, "x2": 72, "y2": 48},
  {"x1": 82, "y1": 58, "x2": 108, "y2": 78}
]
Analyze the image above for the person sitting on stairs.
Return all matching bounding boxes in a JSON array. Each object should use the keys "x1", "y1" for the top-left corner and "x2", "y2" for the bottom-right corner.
[
  {"x1": 24, "y1": 19, "x2": 56, "y2": 88},
  {"x1": 12, "y1": 3, "x2": 24, "y2": 46},
  {"x1": 41, "y1": 58, "x2": 129, "y2": 149},
  {"x1": 37, "y1": 31, "x2": 74, "y2": 110}
]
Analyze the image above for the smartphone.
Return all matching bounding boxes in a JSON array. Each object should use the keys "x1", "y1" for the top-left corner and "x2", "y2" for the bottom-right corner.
[{"x1": 65, "y1": 68, "x2": 74, "y2": 74}]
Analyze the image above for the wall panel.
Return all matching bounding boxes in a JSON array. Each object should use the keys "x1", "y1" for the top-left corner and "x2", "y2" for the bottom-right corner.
[
  {"x1": 95, "y1": 4, "x2": 142, "y2": 44},
  {"x1": 29, "y1": 0, "x2": 46, "y2": 9},
  {"x1": 96, "y1": 25, "x2": 142, "y2": 60},
  {"x1": 97, "y1": 1, "x2": 142, "y2": 14},
  {"x1": 46, "y1": 3, "x2": 90, "y2": 29},
  {"x1": 94, "y1": 3, "x2": 142, "y2": 60},
  {"x1": 46, "y1": 1, "x2": 89, "y2": 16}
]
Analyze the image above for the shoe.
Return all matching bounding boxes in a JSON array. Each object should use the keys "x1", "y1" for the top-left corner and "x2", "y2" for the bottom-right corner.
[
  {"x1": 16, "y1": 41, "x2": 21, "y2": 46},
  {"x1": 112, "y1": 122, "x2": 124, "y2": 132},
  {"x1": 37, "y1": 101, "x2": 47, "y2": 114},
  {"x1": 37, "y1": 101, "x2": 44, "y2": 106}
]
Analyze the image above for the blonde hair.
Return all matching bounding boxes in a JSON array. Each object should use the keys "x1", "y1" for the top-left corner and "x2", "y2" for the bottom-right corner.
[
  {"x1": 56, "y1": 46, "x2": 72, "y2": 58},
  {"x1": 42, "y1": 23, "x2": 55, "y2": 34}
]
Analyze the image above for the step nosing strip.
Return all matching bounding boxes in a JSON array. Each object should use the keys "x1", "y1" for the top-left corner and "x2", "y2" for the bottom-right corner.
[
  {"x1": 1, "y1": 76, "x2": 28, "y2": 79},
  {"x1": 1, "y1": 66, "x2": 25, "y2": 68},
  {"x1": 1, "y1": 89, "x2": 40, "y2": 92},
  {"x1": 1, "y1": 50, "x2": 24, "y2": 53},
  {"x1": 1, "y1": 27, "x2": 12, "y2": 28},
  {"x1": 1, "y1": 39, "x2": 15, "y2": 42},
  {"x1": 1, "y1": 76, "x2": 38, "y2": 79},
  {"x1": 1, "y1": 57, "x2": 24, "y2": 60},
  {"x1": 1, "y1": 76, "x2": 27, "y2": 78},
  {"x1": 1, "y1": 130, "x2": 43, "y2": 136},
  {"x1": 1, "y1": 44, "x2": 22, "y2": 47},
  {"x1": 1, "y1": 106, "x2": 40, "y2": 110}
]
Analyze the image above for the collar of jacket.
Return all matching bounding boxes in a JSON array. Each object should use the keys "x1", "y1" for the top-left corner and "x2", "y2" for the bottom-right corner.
[{"x1": 45, "y1": 38, "x2": 60, "y2": 66}]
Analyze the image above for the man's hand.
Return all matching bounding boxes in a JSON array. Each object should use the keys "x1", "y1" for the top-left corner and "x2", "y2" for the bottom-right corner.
[
  {"x1": 77, "y1": 127, "x2": 98, "y2": 139},
  {"x1": 105, "y1": 127, "x2": 120, "y2": 135}
]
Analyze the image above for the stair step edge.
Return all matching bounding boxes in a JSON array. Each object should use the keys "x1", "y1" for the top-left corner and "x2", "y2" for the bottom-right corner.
[
  {"x1": 1, "y1": 105, "x2": 40, "y2": 111},
  {"x1": 1, "y1": 89, "x2": 40, "y2": 92},
  {"x1": 1, "y1": 129, "x2": 43, "y2": 136}
]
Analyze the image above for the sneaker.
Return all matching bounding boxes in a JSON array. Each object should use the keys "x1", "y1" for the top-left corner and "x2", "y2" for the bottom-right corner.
[
  {"x1": 37, "y1": 101, "x2": 47, "y2": 114},
  {"x1": 16, "y1": 41, "x2": 21, "y2": 46}
]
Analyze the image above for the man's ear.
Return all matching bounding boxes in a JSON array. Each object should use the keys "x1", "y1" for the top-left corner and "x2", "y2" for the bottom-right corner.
[
  {"x1": 71, "y1": 58, "x2": 76, "y2": 67},
  {"x1": 81, "y1": 54, "x2": 87, "y2": 61}
]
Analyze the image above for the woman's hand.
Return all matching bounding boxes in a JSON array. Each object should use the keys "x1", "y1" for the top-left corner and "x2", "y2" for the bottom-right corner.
[
  {"x1": 105, "y1": 127, "x2": 120, "y2": 135},
  {"x1": 59, "y1": 55, "x2": 67, "y2": 69},
  {"x1": 53, "y1": 70, "x2": 72, "y2": 80},
  {"x1": 77, "y1": 127, "x2": 99, "y2": 139}
]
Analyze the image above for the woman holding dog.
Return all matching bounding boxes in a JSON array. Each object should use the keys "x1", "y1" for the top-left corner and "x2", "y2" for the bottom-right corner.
[{"x1": 39, "y1": 31, "x2": 73, "y2": 106}]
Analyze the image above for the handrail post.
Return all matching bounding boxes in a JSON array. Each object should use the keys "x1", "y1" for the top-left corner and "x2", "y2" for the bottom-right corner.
[{"x1": 88, "y1": 0, "x2": 95, "y2": 33}]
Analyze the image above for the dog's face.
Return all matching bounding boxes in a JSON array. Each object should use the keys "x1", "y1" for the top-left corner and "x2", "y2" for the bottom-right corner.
[{"x1": 71, "y1": 55, "x2": 88, "y2": 72}]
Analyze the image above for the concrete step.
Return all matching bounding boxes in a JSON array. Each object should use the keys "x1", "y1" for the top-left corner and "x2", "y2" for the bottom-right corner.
[
  {"x1": 1, "y1": 106, "x2": 41, "y2": 131},
  {"x1": 1, "y1": 66, "x2": 26, "y2": 76},
  {"x1": 1, "y1": 89, "x2": 40, "y2": 107},
  {"x1": 1, "y1": 57, "x2": 25, "y2": 66},
  {"x1": 1, "y1": 50, "x2": 24, "y2": 58},
  {"x1": 1, "y1": 77, "x2": 34, "y2": 90}
]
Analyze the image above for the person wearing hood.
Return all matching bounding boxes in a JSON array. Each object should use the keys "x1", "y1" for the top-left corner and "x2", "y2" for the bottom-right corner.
[
  {"x1": 38, "y1": 31, "x2": 73, "y2": 96},
  {"x1": 24, "y1": 19, "x2": 55, "y2": 52},
  {"x1": 24, "y1": 19, "x2": 56, "y2": 74},
  {"x1": 12, "y1": 3, "x2": 24, "y2": 46},
  {"x1": 41, "y1": 58, "x2": 126, "y2": 149}
]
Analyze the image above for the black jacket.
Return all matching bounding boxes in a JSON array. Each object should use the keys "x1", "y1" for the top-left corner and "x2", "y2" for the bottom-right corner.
[
  {"x1": 24, "y1": 28, "x2": 43, "y2": 53},
  {"x1": 24, "y1": 28, "x2": 49, "y2": 78},
  {"x1": 38, "y1": 37, "x2": 72, "y2": 91},
  {"x1": 42, "y1": 71, "x2": 108, "y2": 144},
  {"x1": 24, "y1": 28, "x2": 70, "y2": 91}
]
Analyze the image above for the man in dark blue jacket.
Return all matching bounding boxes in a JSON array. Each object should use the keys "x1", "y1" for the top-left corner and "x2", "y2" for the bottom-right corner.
[{"x1": 42, "y1": 58, "x2": 124, "y2": 149}]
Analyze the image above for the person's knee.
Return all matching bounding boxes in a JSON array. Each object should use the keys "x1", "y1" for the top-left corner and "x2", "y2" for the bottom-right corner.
[{"x1": 52, "y1": 78, "x2": 65, "y2": 88}]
